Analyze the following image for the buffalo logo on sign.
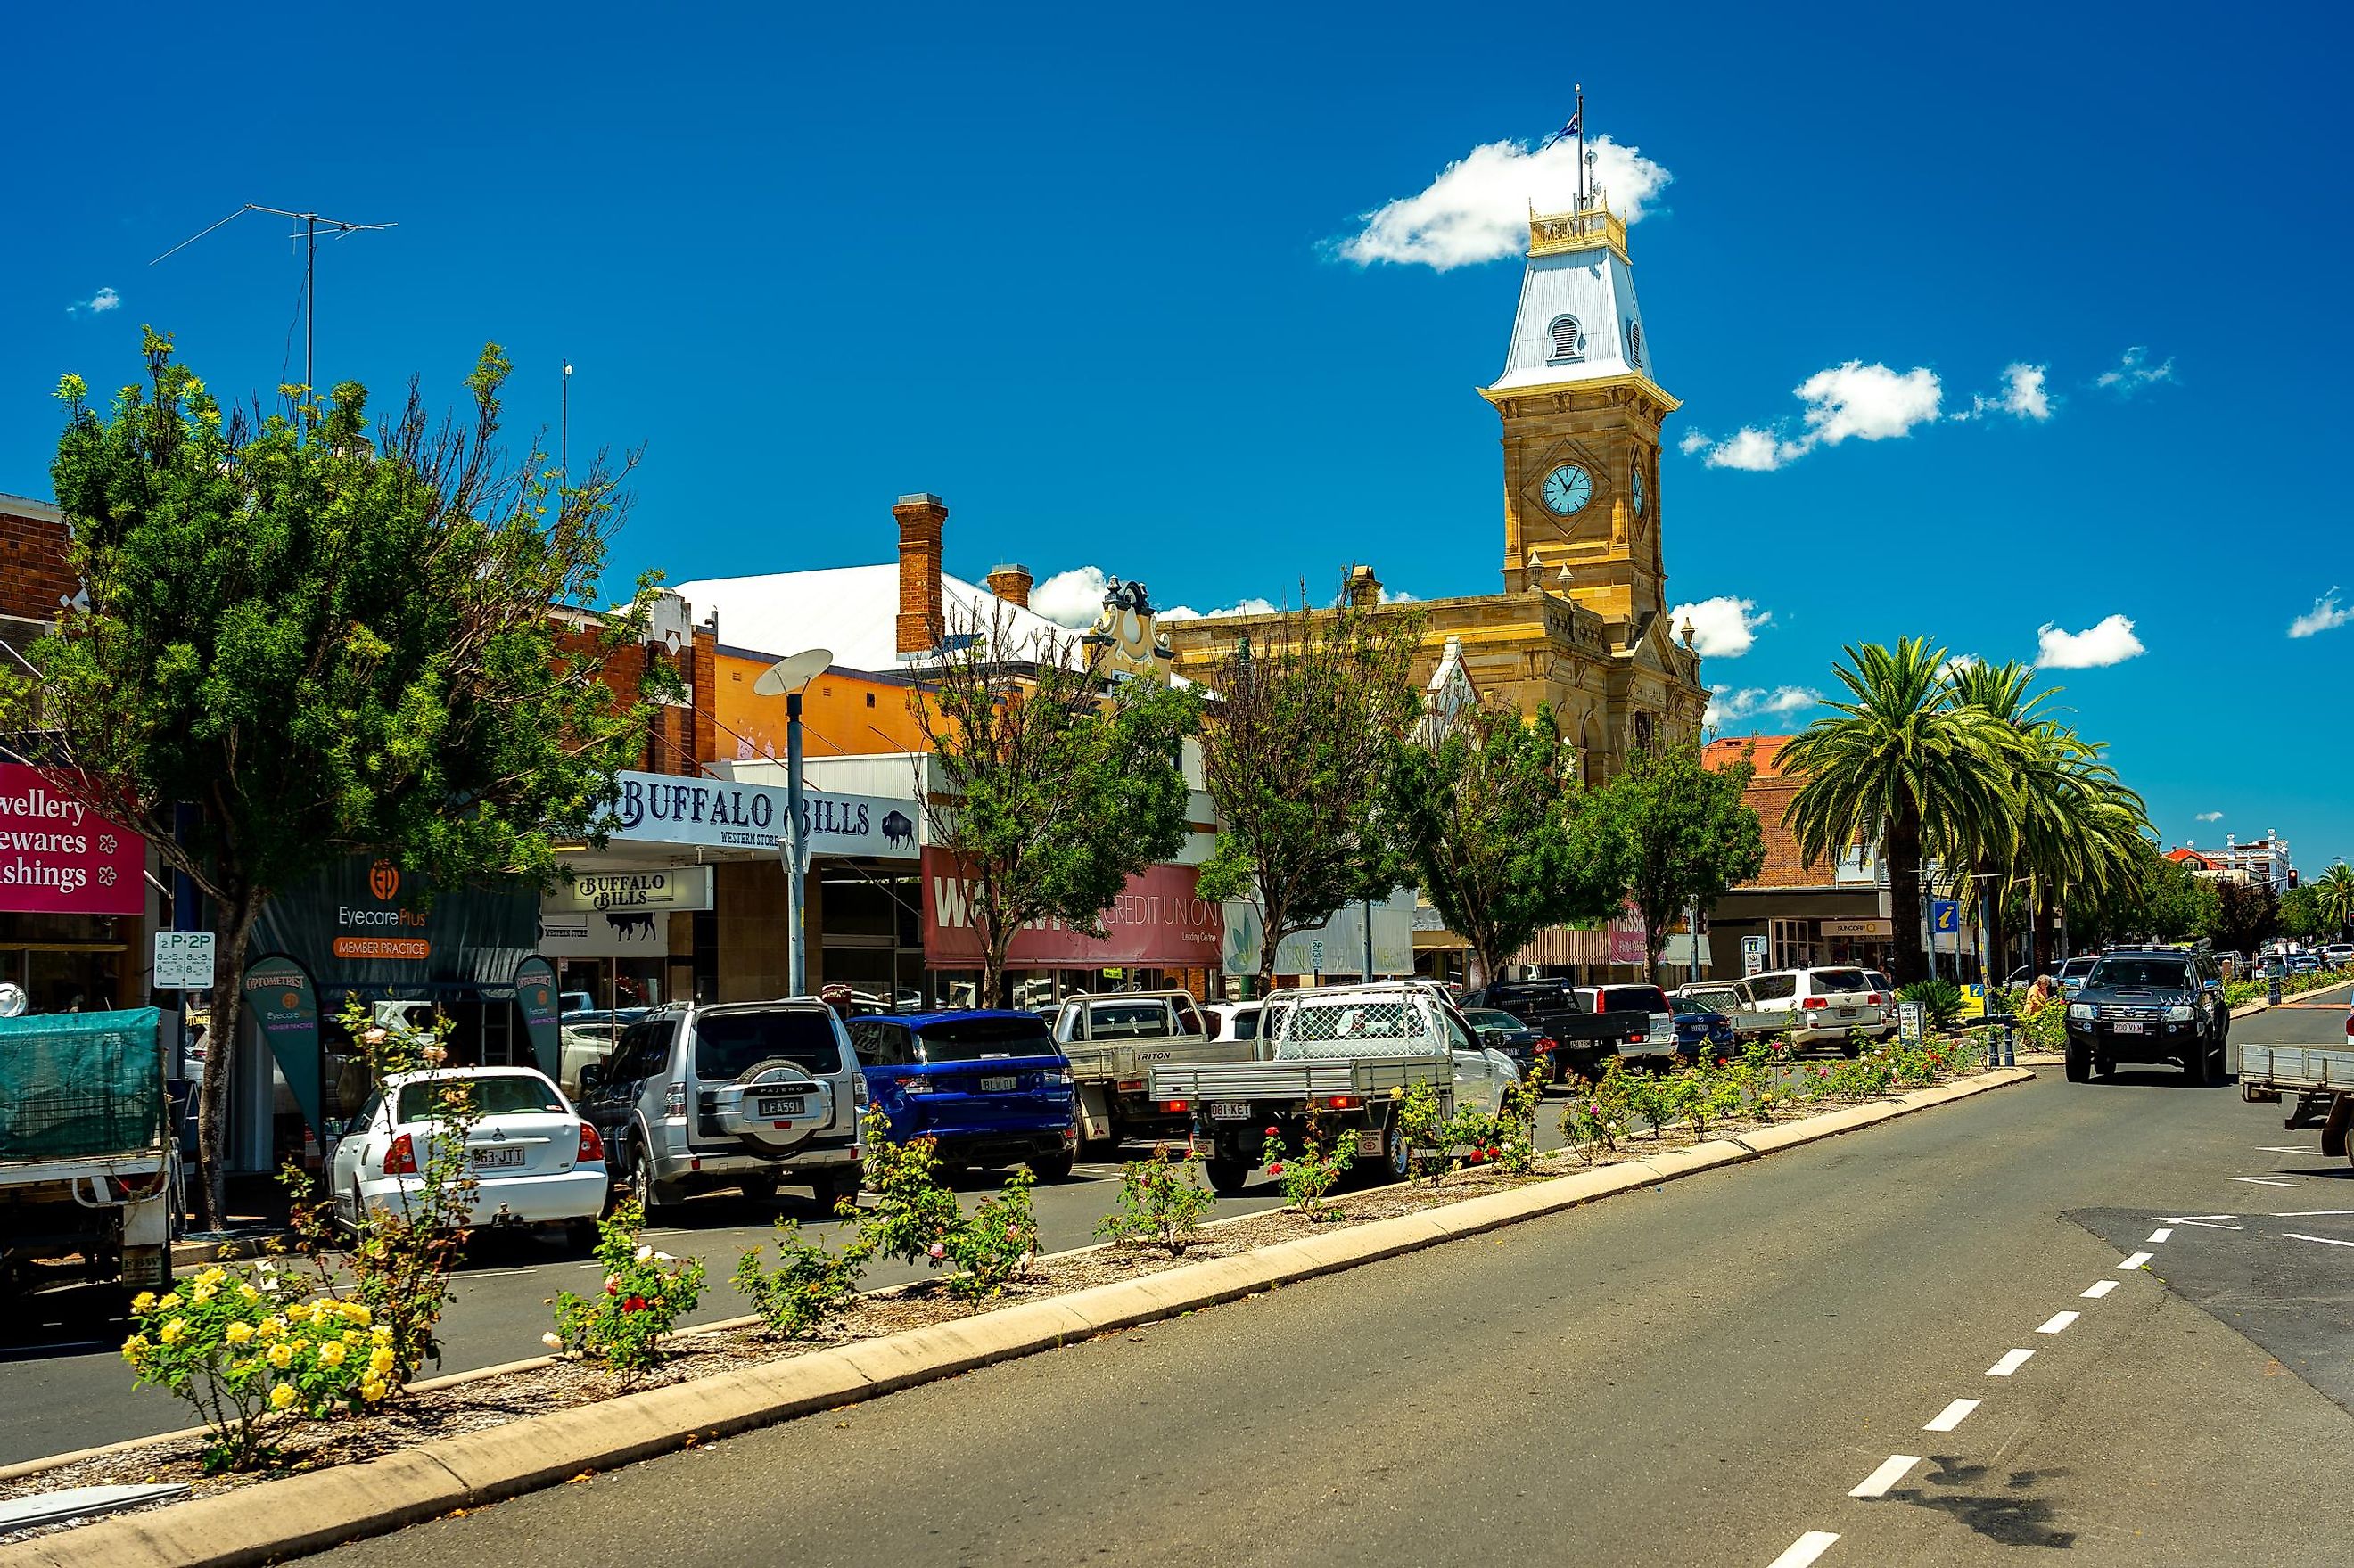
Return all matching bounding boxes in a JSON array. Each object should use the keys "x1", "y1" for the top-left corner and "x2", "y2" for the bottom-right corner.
[
  {"x1": 368, "y1": 860, "x2": 401, "y2": 901},
  {"x1": 882, "y1": 809, "x2": 915, "y2": 849}
]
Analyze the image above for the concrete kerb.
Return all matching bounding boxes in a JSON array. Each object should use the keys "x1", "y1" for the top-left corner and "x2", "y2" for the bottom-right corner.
[{"x1": 1, "y1": 1066, "x2": 2034, "y2": 1568}]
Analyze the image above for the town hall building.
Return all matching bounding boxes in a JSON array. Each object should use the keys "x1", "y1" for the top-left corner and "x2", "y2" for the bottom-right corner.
[{"x1": 1163, "y1": 195, "x2": 1708, "y2": 781}]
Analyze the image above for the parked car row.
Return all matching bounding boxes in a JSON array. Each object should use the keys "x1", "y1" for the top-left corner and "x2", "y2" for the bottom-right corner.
[{"x1": 1671, "y1": 966, "x2": 1894, "y2": 1055}]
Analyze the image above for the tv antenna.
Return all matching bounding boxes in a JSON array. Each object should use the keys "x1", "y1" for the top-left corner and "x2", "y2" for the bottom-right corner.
[{"x1": 152, "y1": 204, "x2": 397, "y2": 434}]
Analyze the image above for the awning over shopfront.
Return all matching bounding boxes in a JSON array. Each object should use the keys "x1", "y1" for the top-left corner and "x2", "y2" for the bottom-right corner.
[
  {"x1": 922, "y1": 848, "x2": 1221, "y2": 969},
  {"x1": 250, "y1": 854, "x2": 537, "y2": 1001}
]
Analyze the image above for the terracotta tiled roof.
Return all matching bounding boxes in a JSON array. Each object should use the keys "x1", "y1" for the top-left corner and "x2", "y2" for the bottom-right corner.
[
  {"x1": 1702, "y1": 733, "x2": 1853, "y2": 890},
  {"x1": 1702, "y1": 733, "x2": 1797, "y2": 778}
]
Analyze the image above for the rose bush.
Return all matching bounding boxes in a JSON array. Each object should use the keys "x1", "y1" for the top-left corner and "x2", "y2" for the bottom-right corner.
[
  {"x1": 1097, "y1": 1145, "x2": 1219, "y2": 1256},
  {"x1": 122, "y1": 1263, "x2": 390, "y2": 1471},
  {"x1": 549, "y1": 1201, "x2": 706, "y2": 1382}
]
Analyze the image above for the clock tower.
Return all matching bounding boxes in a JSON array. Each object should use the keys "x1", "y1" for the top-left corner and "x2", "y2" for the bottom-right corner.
[{"x1": 1480, "y1": 199, "x2": 1679, "y2": 628}]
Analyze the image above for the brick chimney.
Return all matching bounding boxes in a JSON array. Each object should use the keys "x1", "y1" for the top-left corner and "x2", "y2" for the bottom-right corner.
[
  {"x1": 893, "y1": 492, "x2": 949, "y2": 656},
  {"x1": 1346, "y1": 563, "x2": 1382, "y2": 609},
  {"x1": 985, "y1": 563, "x2": 1033, "y2": 610}
]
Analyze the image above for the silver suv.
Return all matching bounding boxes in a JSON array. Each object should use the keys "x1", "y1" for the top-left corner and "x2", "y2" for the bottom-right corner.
[{"x1": 578, "y1": 999, "x2": 867, "y2": 1215}]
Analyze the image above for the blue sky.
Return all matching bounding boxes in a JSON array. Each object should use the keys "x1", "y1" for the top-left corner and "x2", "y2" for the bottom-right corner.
[{"x1": 4, "y1": 1, "x2": 2349, "y2": 868}]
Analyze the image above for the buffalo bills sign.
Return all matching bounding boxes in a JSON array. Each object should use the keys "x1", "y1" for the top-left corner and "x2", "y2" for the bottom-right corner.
[{"x1": 596, "y1": 770, "x2": 916, "y2": 860}]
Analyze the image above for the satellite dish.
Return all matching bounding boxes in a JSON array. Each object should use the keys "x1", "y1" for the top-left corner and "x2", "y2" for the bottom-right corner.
[
  {"x1": 0, "y1": 983, "x2": 27, "y2": 1018},
  {"x1": 753, "y1": 648, "x2": 833, "y2": 697}
]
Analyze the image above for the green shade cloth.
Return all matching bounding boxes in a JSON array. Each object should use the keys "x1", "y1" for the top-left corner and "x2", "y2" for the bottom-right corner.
[{"x1": 0, "y1": 1006, "x2": 162, "y2": 1162}]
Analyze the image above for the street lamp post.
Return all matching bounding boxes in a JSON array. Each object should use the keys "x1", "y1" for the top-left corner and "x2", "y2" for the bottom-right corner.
[{"x1": 755, "y1": 648, "x2": 835, "y2": 996}]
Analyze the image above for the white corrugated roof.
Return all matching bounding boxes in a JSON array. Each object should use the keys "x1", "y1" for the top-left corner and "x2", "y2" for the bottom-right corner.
[
  {"x1": 1485, "y1": 245, "x2": 1657, "y2": 394},
  {"x1": 672, "y1": 563, "x2": 1079, "y2": 673}
]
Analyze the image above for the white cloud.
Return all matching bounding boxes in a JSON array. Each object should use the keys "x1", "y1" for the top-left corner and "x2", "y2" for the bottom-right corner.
[
  {"x1": 1029, "y1": 565, "x2": 1114, "y2": 628},
  {"x1": 1706, "y1": 685, "x2": 1823, "y2": 728},
  {"x1": 1334, "y1": 134, "x2": 1672, "y2": 270},
  {"x1": 2095, "y1": 346, "x2": 2175, "y2": 392},
  {"x1": 1158, "y1": 596, "x2": 1280, "y2": 622},
  {"x1": 1669, "y1": 596, "x2": 1771, "y2": 658},
  {"x1": 1939, "y1": 653, "x2": 1981, "y2": 677},
  {"x1": 1677, "y1": 430, "x2": 1711, "y2": 456},
  {"x1": 66, "y1": 286, "x2": 120, "y2": 316},
  {"x1": 2034, "y1": 613, "x2": 2144, "y2": 669},
  {"x1": 1956, "y1": 363, "x2": 2051, "y2": 422},
  {"x1": 1685, "y1": 362, "x2": 1943, "y2": 471},
  {"x1": 2195, "y1": 810, "x2": 2224, "y2": 823},
  {"x1": 2288, "y1": 587, "x2": 2353, "y2": 639}
]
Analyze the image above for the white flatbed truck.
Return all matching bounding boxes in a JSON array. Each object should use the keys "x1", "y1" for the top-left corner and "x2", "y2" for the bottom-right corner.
[{"x1": 2239, "y1": 1035, "x2": 2354, "y2": 1168}]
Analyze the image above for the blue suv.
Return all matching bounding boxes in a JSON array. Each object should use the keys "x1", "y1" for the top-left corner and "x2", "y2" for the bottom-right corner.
[{"x1": 844, "y1": 1012, "x2": 1080, "y2": 1180}]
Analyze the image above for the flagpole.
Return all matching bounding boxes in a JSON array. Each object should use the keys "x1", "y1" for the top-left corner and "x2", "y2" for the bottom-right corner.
[{"x1": 1576, "y1": 83, "x2": 1587, "y2": 210}]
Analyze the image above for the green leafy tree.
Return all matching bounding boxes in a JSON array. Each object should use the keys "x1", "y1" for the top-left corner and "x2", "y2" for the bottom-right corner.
[
  {"x1": 12, "y1": 333, "x2": 662, "y2": 1226},
  {"x1": 910, "y1": 601, "x2": 1198, "y2": 1007},
  {"x1": 1385, "y1": 702, "x2": 1615, "y2": 988},
  {"x1": 2278, "y1": 883, "x2": 2332, "y2": 945},
  {"x1": 1781, "y1": 639, "x2": 2020, "y2": 984},
  {"x1": 2076, "y1": 841, "x2": 2218, "y2": 947},
  {"x1": 2312, "y1": 864, "x2": 2354, "y2": 940},
  {"x1": 1572, "y1": 743, "x2": 1766, "y2": 986},
  {"x1": 1193, "y1": 596, "x2": 1422, "y2": 993}
]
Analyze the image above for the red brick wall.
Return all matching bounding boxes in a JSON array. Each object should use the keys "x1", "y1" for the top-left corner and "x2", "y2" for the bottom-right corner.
[{"x1": 0, "y1": 503, "x2": 76, "y2": 623}]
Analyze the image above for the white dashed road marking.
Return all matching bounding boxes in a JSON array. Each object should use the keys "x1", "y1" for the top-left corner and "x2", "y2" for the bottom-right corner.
[
  {"x1": 2081, "y1": 1279, "x2": 2119, "y2": 1299},
  {"x1": 2147, "y1": 1227, "x2": 2173, "y2": 1243},
  {"x1": 2272, "y1": 1210, "x2": 2354, "y2": 1218},
  {"x1": 2037, "y1": 1311, "x2": 2080, "y2": 1334},
  {"x1": 2230, "y1": 1177, "x2": 2300, "y2": 1188},
  {"x1": 1848, "y1": 1455, "x2": 1921, "y2": 1498},
  {"x1": 1922, "y1": 1398, "x2": 1980, "y2": 1433},
  {"x1": 2284, "y1": 1231, "x2": 2354, "y2": 1250},
  {"x1": 1987, "y1": 1349, "x2": 2034, "y2": 1376},
  {"x1": 2118, "y1": 1252, "x2": 2152, "y2": 1270},
  {"x1": 1766, "y1": 1531, "x2": 1841, "y2": 1567}
]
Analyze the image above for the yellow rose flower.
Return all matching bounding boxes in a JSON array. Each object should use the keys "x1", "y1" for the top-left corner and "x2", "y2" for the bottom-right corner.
[
  {"x1": 368, "y1": 1347, "x2": 395, "y2": 1375},
  {"x1": 342, "y1": 1329, "x2": 363, "y2": 1347},
  {"x1": 130, "y1": 1291, "x2": 156, "y2": 1314},
  {"x1": 238, "y1": 1283, "x2": 262, "y2": 1303},
  {"x1": 158, "y1": 1292, "x2": 180, "y2": 1309},
  {"x1": 158, "y1": 1319, "x2": 186, "y2": 1345},
  {"x1": 269, "y1": 1383, "x2": 297, "y2": 1410},
  {"x1": 318, "y1": 1341, "x2": 347, "y2": 1367},
  {"x1": 258, "y1": 1318, "x2": 284, "y2": 1341},
  {"x1": 285, "y1": 1301, "x2": 311, "y2": 1324},
  {"x1": 360, "y1": 1378, "x2": 387, "y2": 1403},
  {"x1": 225, "y1": 1321, "x2": 254, "y2": 1345},
  {"x1": 121, "y1": 1334, "x2": 150, "y2": 1362},
  {"x1": 369, "y1": 1326, "x2": 393, "y2": 1346},
  {"x1": 267, "y1": 1342, "x2": 295, "y2": 1368},
  {"x1": 189, "y1": 1283, "x2": 216, "y2": 1305},
  {"x1": 200, "y1": 1266, "x2": 226, "y2": 1287},
  {"x1": 342, "y1": 1301, "x2": 371, "y2": 1326}
]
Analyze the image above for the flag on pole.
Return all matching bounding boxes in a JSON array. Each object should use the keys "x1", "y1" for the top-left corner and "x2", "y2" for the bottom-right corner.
[{"x1": 1541, "y1": 108, "x2": 1582, "y2": 149}]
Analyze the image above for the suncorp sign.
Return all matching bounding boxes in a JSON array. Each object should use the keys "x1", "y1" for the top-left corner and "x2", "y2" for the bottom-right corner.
[{"x1": 598, "y1": 770, "x2": 917, "y2": 860}]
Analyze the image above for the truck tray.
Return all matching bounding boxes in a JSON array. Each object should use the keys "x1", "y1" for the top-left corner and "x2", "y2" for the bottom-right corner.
[{"x1": 2238, "y1": 1044, "x2": 2354, "y2": 1092}]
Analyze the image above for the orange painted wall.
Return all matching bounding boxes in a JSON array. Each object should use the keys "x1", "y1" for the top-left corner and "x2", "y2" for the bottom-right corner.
[{"x1": 711, "y1": 650, "x2": 937, "y2": 762}]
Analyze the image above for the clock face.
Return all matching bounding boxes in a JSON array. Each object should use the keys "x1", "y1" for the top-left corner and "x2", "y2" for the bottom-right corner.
[
  {"x1": 1632, "y1": 466, "x2": 1647, "y2": 518},
  {"x1": 1542, "y1": 464, "x2": 1593, "y2": 517}
]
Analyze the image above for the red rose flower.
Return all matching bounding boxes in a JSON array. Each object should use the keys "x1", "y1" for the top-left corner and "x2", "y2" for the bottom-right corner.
[
  {"x1": 1266, "y1": 1162, "x2": 1285, "y2": 1175},
  {"x1": 622, "y1": 1295, "x2": 646, "y2": 1313}
]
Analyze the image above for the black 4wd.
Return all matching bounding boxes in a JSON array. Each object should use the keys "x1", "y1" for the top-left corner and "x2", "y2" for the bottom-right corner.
[{"x1": 2063, "y1": 948, "x2": 2230, "y2": 1086}]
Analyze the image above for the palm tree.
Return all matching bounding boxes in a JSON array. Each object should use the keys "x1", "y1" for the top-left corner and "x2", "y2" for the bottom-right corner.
[
  {"x1": 1782, "y1": 638, "x2": 2021, "y2": 984},
  {"x1": 2317, "y1": 863, "x2": 2354, "y2": 940}
]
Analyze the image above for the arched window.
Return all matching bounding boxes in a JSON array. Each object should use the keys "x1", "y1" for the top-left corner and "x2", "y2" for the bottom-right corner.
[
  {"x1": 1626, "y1": 319, "x2": 1644, "y2": 369},
  {"x1": 1548, "y1": 315, "x2": 1584, "y2": 362}
]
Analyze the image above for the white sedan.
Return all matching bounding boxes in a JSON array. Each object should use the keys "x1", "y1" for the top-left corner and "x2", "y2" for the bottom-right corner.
[{"x1": 328, "y1": 1066, "x2": 608, "y2": 1240}]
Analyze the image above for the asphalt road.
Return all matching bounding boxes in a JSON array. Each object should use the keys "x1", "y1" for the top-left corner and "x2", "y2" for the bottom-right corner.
[{"x1": 300, "y1": 982, "x2": 2354, "y2": 1567}]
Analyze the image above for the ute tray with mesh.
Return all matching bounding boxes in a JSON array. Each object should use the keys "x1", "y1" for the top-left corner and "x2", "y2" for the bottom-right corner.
[{"x1": 0, "y1": 1006, "x2": 165, "y2": 1165}]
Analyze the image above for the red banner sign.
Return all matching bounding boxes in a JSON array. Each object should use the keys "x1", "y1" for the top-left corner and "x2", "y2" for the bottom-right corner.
[
  {"x1": 923, "y1": 849, "x2": 1222, "y2": 968},
  {"x1": 0, "y1": 765, "x2": 145, "y2": 916},
  {"x1": 1608, "y1": 902, "x2": 1648, "y2": 966}
]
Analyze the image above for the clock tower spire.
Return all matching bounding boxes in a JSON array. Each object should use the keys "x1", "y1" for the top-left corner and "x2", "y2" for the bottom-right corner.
[{"x1": 1480, "y1": 173, "x2": 1678, "y2": 628}]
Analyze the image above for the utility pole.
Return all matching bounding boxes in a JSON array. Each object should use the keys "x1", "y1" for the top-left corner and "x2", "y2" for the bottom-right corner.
[
  {"x1": 561, "y1": 360, "x2": 573, "y2": 484},
  {"x1": 152, "y1": 204, "x2": 396, "y2": 437}
]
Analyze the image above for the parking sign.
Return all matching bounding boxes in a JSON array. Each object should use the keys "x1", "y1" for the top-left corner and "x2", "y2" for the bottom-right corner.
[{"x1": 153, "y1": 930, "x2": 217, "y2": 989}]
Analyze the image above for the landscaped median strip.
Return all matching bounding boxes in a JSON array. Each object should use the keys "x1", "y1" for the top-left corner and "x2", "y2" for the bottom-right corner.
[{"x1": 0, "y1": 1067, "x2": 2032, "y2": 1568}]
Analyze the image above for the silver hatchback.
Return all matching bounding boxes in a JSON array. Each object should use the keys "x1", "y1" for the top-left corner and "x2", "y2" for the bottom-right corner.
[{"x1": 577, "y1": 999, "x2": 867, "y2": 1215}]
